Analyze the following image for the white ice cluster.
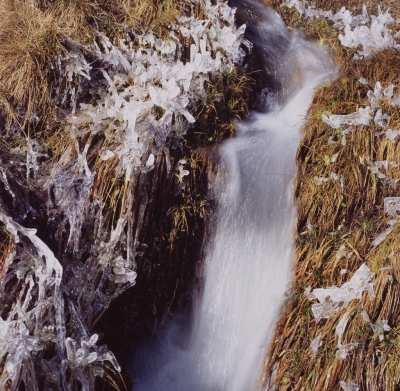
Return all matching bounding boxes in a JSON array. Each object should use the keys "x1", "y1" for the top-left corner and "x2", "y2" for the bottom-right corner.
[
  {"x1": 176, "y1": 159, "x2": 190, "y2": 188},
  {"x1": 282, "y1": 1, "x2": 400, "y2": 58},
  {"x1": 65, "y1": 334, "x2": 120, "y2": 389},
  {"x1": 307, "y1": 263, "x2": 375, "y2": 322},
  {"x1": 335, "y1": 311, "x2": 359, "y2": 359},
  {"x1": 0, "y1": 208, "x2": 120, "y2": 389},
  {"x1": 306, "y1": 264, "x2": 375, "y2": 361},
  {"x1": 338, "y1": 7, "x2": 400, "y2": 58},
  {"x1": 335, "y1": 244, "x2": 353, "y2": 260},
  {"x1": 364, "y1": 157, "x2": 399, "y2": 187},
  {"x1": 340, "y1": 380, "x2": 360, "y2": 391},
  {"x1": 64, "y1": 0, "x2": 248, "y2": 180},
  {"x1": 321, "y1": 81, "x2": 400, "y2": 246},
  {"x1": 361, "y1": 310, "x2": 391, "y2": 341},
  {"x1": 283, "y1": 0, "x2": 353, "y2": 25},
  {"x1": 322, "y1": 82, "x2": 400, "y2": 188}
]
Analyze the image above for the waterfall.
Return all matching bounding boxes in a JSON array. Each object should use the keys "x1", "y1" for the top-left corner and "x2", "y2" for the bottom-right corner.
[{"x1": 130, "y1": 1, "x2": 334, "y2": 389}]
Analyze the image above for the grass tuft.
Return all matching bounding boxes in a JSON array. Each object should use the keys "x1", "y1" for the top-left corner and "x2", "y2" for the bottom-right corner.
[{"x1": 0, "y1": 0, "x2": 65, "y2": 126}]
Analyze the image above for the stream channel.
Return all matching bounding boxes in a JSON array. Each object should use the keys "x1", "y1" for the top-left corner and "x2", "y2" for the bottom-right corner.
[{"x1": 130, "y1": 1, "x2": 335, "y2": 389}]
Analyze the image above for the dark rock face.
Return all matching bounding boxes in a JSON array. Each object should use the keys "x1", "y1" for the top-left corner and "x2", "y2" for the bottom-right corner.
[{"x1": 229, "y1": 0, "x2": 292, "y2": 110}]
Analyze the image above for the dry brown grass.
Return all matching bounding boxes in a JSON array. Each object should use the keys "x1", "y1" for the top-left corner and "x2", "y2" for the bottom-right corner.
[
  {"x1": 0, "y1": 0, "x2": 65, "y2": 126},
  {"x1": 0, "y1": 0, "x2": 188, "y2": 134},
  {"x1": 260, "y1": 2, "x2": 400, "y2": 388},
  {"x1": 122, "y1": 0, "x2": 185, "y2": 37},
  {"x1": 0, "y1": 0, "x2": 101, "y2": 131},
  {"x1": 37, "y1": 0, "x2": 126, "y2": 41},
  {"x1": 0, "y1": 224, "x2": 13, "y2": 279}
]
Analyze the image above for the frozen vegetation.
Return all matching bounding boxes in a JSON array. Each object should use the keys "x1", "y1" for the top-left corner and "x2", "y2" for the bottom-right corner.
[
  {"x1": 284, "y1": 0, "x2": 400, "y2": 58},
  {"x1": 273, "y1": 2, "x2": 400, "y2": 389},
  {"x1": 0, "y1": 0, "x2": 248, "y2": 389},
  {"x1": 1, "y1": 0, "x2": 399, "y2": 389},
  {"x1": 306, "y1": 263, "x2": 377, "y2": 362},
  {"x1": 322, "y1": 81, "x2": 400, "y2": 245}
]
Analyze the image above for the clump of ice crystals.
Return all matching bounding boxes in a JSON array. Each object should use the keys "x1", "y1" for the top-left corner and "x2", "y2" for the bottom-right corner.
[
  {"x1": 282, "y1": 1, "x2": 400, "y2": 58},
  {"x1": 307, "y1": 264, "x2": 375, "y2": 361},
  {"x1": 322, "y1": 81, "x2": 400, "y2": 187},
  {"x1": 340, "y1": 380, "x2": 360, "y2": 391},
  {"x1": 361, "y1": 311, "x2": 391, "y2": 341},
  {"x1": 308, "y1": 263, "x2": 375, "y2": 322},
  {"x1": 65, "y1": 0, "x2": 248, "y2": 181},
  {"x1": 338, "y1": 7, "x2": 400, "y2": 58},
  {"x1": 0, "y1": 207, "x2": 121, "y2": 389},
  {"x1": 176, "y1": 159, "x2": 190, "y2": 186},
  {"x1": 284, "y1": 0, "x2": 399, "y2": 373}
]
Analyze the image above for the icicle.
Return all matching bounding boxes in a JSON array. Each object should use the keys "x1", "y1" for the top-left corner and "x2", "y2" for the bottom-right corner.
[
  {"x1": 176, "y1": 159, "x2": 190, "y2": 184},
  {"x1": 310, "y1": 333, "x2": 322, "y2": 359},
  {"x1": 336, "y1": 312, "x2": 358, "y2": 359},
  {"x1": 0, "y1": 167, "x2": 15, "y2": 198}
]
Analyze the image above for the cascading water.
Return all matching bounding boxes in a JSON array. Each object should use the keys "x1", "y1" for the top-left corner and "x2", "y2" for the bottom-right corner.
[{"x1": 131, "y1": 1, "x2": 334, "y2": 390}]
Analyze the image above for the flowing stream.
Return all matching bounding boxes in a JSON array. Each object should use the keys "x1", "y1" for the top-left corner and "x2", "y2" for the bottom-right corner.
[{"x1": 131, "y1": 1, "x2": 334, "y2": 389}]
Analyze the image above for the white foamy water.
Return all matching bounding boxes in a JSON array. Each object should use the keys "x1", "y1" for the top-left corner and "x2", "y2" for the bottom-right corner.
[{"x1": 130, "y1": 1, "x2": 334, "y2": 389}]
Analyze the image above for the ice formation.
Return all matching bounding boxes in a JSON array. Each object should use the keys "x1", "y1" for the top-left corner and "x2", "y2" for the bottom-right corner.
[
  {"x1": 176, "y1": 159, "x2": 190, "y2": 184},
  {"x1": 335, "y1": 312, "x2": 358, "y2": 359},
  {"x1": 372, "y1": 197, "x2": 400, "y2": 246},
  {"x1": 63, "y1": 2, "x2": 248, "y2": 182},
  {"x1": 322, "y1": 106, "x2": 372, "y2": 132},
  {"x1": 339, "y1": 7, "x2": 400, "y2": 58},
  {"x1": 361, "y1": 311, "x2": 390, "y2": 341},
  {"x1": 322, "y1": 81, "x2": 400, "y2": 189},
  {"x1": 282, "y1": 1, "x2": 400, "y2": 58},
  {"x1": 340, "y1": 380, "x2": 360, "y2": 391},
  {"x1": 314, "y1": 176, "x2": 329, "y2": 185},
  {"x1": 335, "y1": 244, "x2": 352, "y2": 260},
  {"x1": 308, "y1": 263, "x2": 375, "y2": 322},
  {"x1": 307, "y1": 264, "x2": 375, "y2": 362},
  {"x1": 363, "y1": 157, "x2": 399, "y2": 187},
  {"x1": 283, "y1": 0, "x2": 399, "y2": 379},
  {"x1": 310, "y1": 332, "x2": 322, "y2": 358},
  {"x1": 0, "y1": 0, "x2": 249, "y2": 389}
]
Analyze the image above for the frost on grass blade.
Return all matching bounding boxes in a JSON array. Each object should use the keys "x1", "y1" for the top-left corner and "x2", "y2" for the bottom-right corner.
[
  {"x1": 372, "y1": 197, "x2": 400, "y2": 246},
  {"x1": 340, "y1": 380, "x2": 360, "y2": 391},
  {"x1": 310, "y1": 333, "x2": 322, "y2": 359},
  {"x1": 335, "y1": 312, "x2": 358, "y2": 359}
]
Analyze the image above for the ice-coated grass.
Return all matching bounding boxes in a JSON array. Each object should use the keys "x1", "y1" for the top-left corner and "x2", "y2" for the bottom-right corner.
[
  {"x1": 261, "y1": 1, "x2": 400, "y2": 389},
  {"x1": 0, "y1": 0, "x2": 250, "y2": 389},
  {"x1": 283, "y1": 0, "x2": 400, "y2": 58}
]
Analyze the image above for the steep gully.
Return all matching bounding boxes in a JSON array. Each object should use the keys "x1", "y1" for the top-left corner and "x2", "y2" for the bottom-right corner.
[{"x1": 130, "y1": 1, "x2": 335, "y2": 390}]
